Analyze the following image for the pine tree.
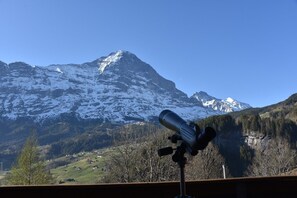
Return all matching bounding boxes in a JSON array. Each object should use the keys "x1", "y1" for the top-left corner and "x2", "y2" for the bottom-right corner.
[{"x1": 6, "y1": 134, "x2": 52, "y2": 185}]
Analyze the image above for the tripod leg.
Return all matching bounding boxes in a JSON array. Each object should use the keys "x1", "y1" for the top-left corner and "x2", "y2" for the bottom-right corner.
[{"x1": 179, "y1": 160, "x2": 186, "y2": 197}]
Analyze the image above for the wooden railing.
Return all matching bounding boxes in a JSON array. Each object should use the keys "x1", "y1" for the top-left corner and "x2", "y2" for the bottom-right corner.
[{"x1": 1, "y1": 176, "x2": 297, "y2": 198}]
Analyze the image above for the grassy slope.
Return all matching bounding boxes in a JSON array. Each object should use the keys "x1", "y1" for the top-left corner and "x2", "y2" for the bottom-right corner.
[{"x1": 50, "y1": 148, "x2": 113, "y2": 184}]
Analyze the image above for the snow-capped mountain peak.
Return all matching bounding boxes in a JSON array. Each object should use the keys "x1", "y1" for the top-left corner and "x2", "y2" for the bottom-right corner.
[
  {"x1": 191, "y1": 91, "x2": 216, "y2": 102},
  {"x1": 223, "y1": 97, "x2": 251, "y2": 111},
  {"x1": 191, "y1": 91, "x2": 251, "y2": 113},
  {"x1": 98, "y1": 50, "x2": 124, "y2": 74},
  {"x1": 226, "y1": 97, "x2": 234, "y2": 103}
]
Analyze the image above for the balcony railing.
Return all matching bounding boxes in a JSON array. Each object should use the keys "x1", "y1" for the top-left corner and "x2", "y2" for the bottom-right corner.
[{"x1": 1, "y1": 176, "x2": 297, "y2": 198}]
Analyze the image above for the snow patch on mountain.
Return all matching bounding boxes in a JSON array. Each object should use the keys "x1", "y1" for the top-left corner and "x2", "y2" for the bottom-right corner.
[
  {"x1": 56, "y1": 67, "x2": 63, "y2": 73},
  {"x1": 98, "y1": 50, "x2": 124, "y2": 74}
]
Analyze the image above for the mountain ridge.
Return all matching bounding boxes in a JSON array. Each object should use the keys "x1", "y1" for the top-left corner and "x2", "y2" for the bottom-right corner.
[
  {"x1": 0, "y1": 50, "x2": 250, "y2": 124},
  {"x1": 191, "y1": 91, "x2": 251, "y2": 113}
]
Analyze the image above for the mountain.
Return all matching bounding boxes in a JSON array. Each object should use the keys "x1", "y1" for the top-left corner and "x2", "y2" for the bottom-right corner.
[
  {"x1": 0, "y1": 50, "x2": 251, "y2": 168},
  {"x1": 191, "y1": 91, "x2": 251, "y2": 113},
  {"x1": 0, "y1": 50, "x2": 249, "y2": 124}
]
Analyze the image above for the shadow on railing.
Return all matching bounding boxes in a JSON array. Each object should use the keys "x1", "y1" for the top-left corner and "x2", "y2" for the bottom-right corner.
[{"x1": 1, "y1": 176, "x2": 297, "y2": 198}]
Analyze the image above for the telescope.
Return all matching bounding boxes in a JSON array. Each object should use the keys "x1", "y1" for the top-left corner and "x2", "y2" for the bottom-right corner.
[
  {"x1": 158, "y1": 109, "x2": 216, "y2": 198},
  {"x1": 159, "y1": 109, "x2": 216, "y2": 155}
]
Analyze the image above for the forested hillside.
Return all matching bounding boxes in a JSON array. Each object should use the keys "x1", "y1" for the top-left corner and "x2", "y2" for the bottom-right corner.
[{"x1": 197, "y1": 93, "x2": 297, "y2": 177}]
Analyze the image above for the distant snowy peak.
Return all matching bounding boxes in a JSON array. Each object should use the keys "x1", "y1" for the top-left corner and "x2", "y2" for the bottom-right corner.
[
  {"x1": 191, "y1": 91, "x2": 216, "y2": 103},
  {"x1": 97, "y1": 50, "x2": 142, "y2": 73},
  {"x1": 226, "y1": 97, "x2": 234, "y2": 103},
  {"x1": 97, "y1": 50, "x2": 147, "y2": 75},
  {"x1": 223, "y1": 97, "x2": 251, "y2": 111},
  {"x1": 191, "y1": 91, "x2": 251, "y2": 113}
]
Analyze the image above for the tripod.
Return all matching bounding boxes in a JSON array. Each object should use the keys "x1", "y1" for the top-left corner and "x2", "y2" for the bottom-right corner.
[{"x1": 158, "y1": 139, "x2": 193, "y2": 198}]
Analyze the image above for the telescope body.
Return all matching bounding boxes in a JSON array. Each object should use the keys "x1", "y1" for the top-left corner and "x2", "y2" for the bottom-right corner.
[
  {"x1": 159, "y1": 110, "x2": 197, "y2": 147},
  {"x1": 159, "y1": 109, "x2": 216, "y2": 154}
]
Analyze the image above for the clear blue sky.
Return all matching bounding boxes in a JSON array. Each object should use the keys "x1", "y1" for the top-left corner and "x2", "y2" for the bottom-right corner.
[{"x1": 1, "y1": 0, "x2": 297, "y2": 107}]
